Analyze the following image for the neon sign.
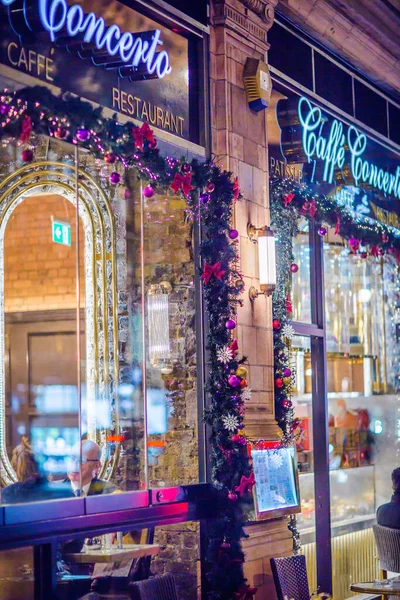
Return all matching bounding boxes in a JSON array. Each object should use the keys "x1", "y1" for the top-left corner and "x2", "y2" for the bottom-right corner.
[
  {"x1": 1, "y1": 0, "x2": 172, "y2": 80},
  {"x1": 298, "y1": 97, "x2": 400, "y2": 200}
]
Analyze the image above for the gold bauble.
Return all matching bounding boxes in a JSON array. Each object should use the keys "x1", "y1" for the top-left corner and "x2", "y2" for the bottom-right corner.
[{"x1": 235, "y1": 366, "x2": 248, "y2": 378}]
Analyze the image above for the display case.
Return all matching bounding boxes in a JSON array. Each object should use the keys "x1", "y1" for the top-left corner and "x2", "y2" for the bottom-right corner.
[{"x1": 298, "y1": 465, "x2": 375, "y2": 543}]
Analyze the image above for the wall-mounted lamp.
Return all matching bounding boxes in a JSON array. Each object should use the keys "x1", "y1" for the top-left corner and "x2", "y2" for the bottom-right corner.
[
  {"x1": 247, "y1": 223, "x2": 276, "y2": 300},
  {"x1": 147, "y1": 281, "x2": 172, "y2": 371}
]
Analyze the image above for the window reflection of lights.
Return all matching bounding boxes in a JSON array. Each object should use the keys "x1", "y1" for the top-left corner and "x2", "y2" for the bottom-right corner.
[
  {"x1": 305, "y1": 368, "x2": 312, "y2": 376},
  {"x1": 329, "y1": 443, "x2": 334, "y2": 454},
  {"x1": 148, "y1": 282, "x2": 172, "y2": 372},
  {"x1": 337, "y1": 471, "x2": 348, "y2": 483},
  {"x1": 373, "y1": 419, "x2": 383, "y2": 434},
  {"x1": 358, "y1": 288, "x2": 372, "y2": 303}
]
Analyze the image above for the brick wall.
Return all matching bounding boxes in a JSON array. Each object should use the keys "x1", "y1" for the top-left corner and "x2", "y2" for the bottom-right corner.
[{"x1": 4, "y1": 194, "x2": 85, "y2": 313}]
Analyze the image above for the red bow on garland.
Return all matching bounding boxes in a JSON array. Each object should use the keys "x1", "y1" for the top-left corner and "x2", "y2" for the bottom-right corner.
[
  {"x1": 284, "y1": 193, "x2": 295, "y2": 207},
  {"x1": 201, "y1": 261, "x2": 226, "y2": 285},
  {"x1": 229, "y1": 339, "x2": 239, "y2": 355},
  {"x1": 309, "y1": 198, "x2": 317, "y2": 218},
  {"x1": 170, "y1": 172, "x2": 194, "y2": 197},
  {"x1": 233, "y1": 177, "x2": 240, "y2": 201},
  {"x1": 370, "y1": 244, "x2": 379, "y2": 257},
  {"x1": 335, "y1": 215, "x2": 341, "y2": 235},
  {"x1": 234, "y1": 472, "x2": 255, "y2": 497},
  {"x1": 20, "y1": 115, "x2": 32, "y2": 143},
  {"x1": 132, "y1": 122, "x2": 155, "y2": 150},
  {"x1": 233, "y1": 584, "x2": 258, "y2": 600}
]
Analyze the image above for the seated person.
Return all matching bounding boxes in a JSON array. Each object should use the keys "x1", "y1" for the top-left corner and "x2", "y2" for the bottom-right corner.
[
  {"x1": 2, "y1": 437, "x2": 73, "y2": 504},
  {"x1": 377, "y1": 467, "x2": 400, "y2": 528},
  {"x1": 66, "y1": 440, "x2": 117, "y2": 497}
]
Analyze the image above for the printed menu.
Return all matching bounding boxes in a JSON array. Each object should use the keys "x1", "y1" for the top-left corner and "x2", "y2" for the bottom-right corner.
[{"x1": 252, "y1": 447, "x2": 299, "y2": 514}]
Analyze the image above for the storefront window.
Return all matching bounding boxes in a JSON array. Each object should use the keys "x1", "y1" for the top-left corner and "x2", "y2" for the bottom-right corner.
[
  {"x1": 324, "y1": 228, "x2": 399, "y2": 599},
  {"x1": 0, "y1": 135, "x2": 200, "y2": 504}
]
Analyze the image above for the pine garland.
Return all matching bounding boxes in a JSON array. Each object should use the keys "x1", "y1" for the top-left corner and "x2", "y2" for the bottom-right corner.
[{"x1": 0, "y1": 85, "x2": 253, "y2": 599}]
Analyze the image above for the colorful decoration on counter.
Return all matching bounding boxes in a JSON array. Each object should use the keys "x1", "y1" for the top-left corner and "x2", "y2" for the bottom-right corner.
[{"x1": 0, "y1": 84, "x2": 253, "y2": 600}]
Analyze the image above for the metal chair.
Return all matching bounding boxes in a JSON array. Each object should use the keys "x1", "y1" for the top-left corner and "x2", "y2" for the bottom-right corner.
[
  {"x1": 270, "y1": 555, "x2": 310, "y2": 600},
  {"x1": 129, "y1": 573, "x2": 179, "y2": 600},
  {"x1": 373, "y1": 524, "x2": 400, "y2": 578}
]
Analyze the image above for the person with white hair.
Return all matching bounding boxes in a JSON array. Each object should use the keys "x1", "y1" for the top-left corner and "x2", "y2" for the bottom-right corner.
[{"x1": 66, "y1": 440, "x2": 117, "y2": 497}]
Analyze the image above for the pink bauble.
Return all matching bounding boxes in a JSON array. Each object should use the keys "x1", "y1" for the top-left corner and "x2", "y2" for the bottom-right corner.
[
  {"x1": 143, "y1": 185, "x2": 155, "y2": 198},
  {"x1": 349, "y1": 237, "x2": 358, "y2": 247},
  {"x1": 228, "y1": 492, "x2": 238, "y2": 501},
  {"x1": 228, "y1": 375, "x2": 241, "y2": 387},
  {"x1": 21, "y1": 149, "x2": 34, "y2": 162},
  {"x1": 290, "y1": 264, "x2": 299, "y2": 273},
  {"x1": 109, "y1": 172, "x2": 121, "y2": 185},
  {"x1": 229, "y1": 229, "x2": 239, "y2": 240},
  {"x1": 105, "y1": 152, "x2": 117, "y2": 164}
]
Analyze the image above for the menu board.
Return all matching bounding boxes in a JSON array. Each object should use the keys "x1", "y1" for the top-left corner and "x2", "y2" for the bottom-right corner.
[{"x1": 252, "y1": 447, "x2": 300, "y2": 518}]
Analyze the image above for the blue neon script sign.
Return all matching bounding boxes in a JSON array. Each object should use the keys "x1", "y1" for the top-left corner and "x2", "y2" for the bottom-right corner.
[
  {"x1": 2, "y1": 0, "x2": 172, "y2": 79},
  {"x1": 298, "y1": 97, "x2": 400, "y2": 199}
]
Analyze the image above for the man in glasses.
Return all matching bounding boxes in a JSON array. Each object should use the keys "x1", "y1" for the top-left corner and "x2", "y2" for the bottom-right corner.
[{"x1": 67, "y1": 440, "x2": 117, "y2": 497}]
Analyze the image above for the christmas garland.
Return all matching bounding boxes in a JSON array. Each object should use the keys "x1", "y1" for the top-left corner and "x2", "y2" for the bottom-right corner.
[{"x1": 0, "y1": 85, "x2": 255, "y2": 600}]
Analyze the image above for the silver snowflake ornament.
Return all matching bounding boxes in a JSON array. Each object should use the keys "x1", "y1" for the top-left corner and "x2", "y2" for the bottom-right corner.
[
  {"x1": 270, "y1": 452, "x2": 284, "y2": 469},
  {"x1": 241, "y1": 387, "x2": 252, "y2": 402},
  {"x1": 216, "y1": 345, "x2": 233, "y2": 364},
  {"x1": 222, "y1": 413, "x2": 239, "y2": 432},
  {"x1": 282, "y1": 324, "x2": 295, "y2": 340}
]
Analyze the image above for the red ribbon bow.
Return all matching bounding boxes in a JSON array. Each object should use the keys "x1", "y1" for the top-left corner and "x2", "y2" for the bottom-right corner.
[
  {"x1": 20, "y1": 115, "x2": 32, "y2": 144},
  {"x1": 309, "y1": 198, "x2": 317, "y2": 218},
  {"x1": 335, "y1": 215, "x2": 341, "y2": 235},
  {"x1": 284, "y1": 193, "x2": 295, "y2": 207},
  {"x1": 201, "y1": 261, "x2": 226, "y2": 285},
  {"x1": 370, "y1": 244, "x2": 379, "y2": 257},
  {"x1": 234, "y1": 472, "x2": 255, "y2": 497},
  {"x1": 286, "y1": 294, "x2": 293, "y2": 314},
  {"x1": 233, "y1": 584, "x2": 258, "y2": 600},
  {"x1": 229, "y1": 339, "x2": 238, "y2": 354},
  {"x1": 170, "y1": 172, "x2": 194, "y2": 197},
  {"x1": 233, "y1": 177, "x2": 240, "y2": 201},
  {"x1": 132, "y1": 121, "x2": 155, "y2": 150}
]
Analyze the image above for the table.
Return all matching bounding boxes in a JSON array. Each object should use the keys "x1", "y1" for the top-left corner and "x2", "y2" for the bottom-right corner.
[
  {"x1": 351, "y1": 581, "x2": 400, "y2": 596},
  {"x1": 65, "y1": 544, "x2": 160, "y2": 564}
]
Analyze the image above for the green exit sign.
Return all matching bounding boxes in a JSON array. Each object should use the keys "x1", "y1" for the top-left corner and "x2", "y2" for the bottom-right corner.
[{"x1": 52, "y1": 220, "x2": 71, "y2": 246}]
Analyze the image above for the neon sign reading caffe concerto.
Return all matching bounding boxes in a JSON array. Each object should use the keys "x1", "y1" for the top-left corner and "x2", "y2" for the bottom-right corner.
[
  {"x1": 1, "y1": 0, "x2": 172, "y2": 79},
  {"x1": 298, "y1": 97, "x2": 400, "y2": 199}
]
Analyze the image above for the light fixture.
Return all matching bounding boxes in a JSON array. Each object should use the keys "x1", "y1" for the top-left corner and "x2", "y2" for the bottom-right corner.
[
  {"x1": 147, "y1": 281, "x2": 172, "y2": 372},
  {"x1": 247, "y1": 223, "x2": 276, "y2": 300}
]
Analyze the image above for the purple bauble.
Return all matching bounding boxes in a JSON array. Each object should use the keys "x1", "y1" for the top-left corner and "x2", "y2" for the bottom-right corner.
[
  {"x1": 199, "y1": 193, "x2": 209, "y2": 204},
  {"x1": 143, "y1": 185, "x2": 155, "y2": 198},
  {"x1": 318, "y1": 226, "x2": 327, "y2": 236},
  {"x1": 205, "y1": 182, "x2": 215, "y2": 193},
  {"x1": 76, "y1": 128, "x2": 90, "y2": 142},
  {"x1": 109, "y1": 172, "x2": 121, "y2": 185},
  {"x1": 283, "y1": 368, "x2": 292, "y2": 378},
  {"x1": 228, "y1": 375, "x2": 241, "y2": 387},
  {"x1": 225, "y1": 319, "x2": 236, "y2": 330},
  {"x1": 229, "y1": 229, "x2": 239, "y2": 240},
  {"x1": 349, "y1": 237, "x2": 358, "y2": 247},
  {"x1": 290, "y1": 264, "x2": 299, "y2": 273},
  {"x1": 0, "y1": 103, "x2": 7, "y2": 115}
]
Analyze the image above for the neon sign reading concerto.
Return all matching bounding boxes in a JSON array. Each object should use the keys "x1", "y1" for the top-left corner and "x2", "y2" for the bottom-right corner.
[
  {"x1": 298, "y1": 96, "x2": 400, "y2": 199},
  {"x1": 2, "y1": 0, "x2": 172, "y2": 79}
]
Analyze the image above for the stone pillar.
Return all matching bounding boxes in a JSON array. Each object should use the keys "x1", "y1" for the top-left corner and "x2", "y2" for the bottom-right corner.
[{"x1": 210, "y1": 1, "x2": 293, "y2": 596}]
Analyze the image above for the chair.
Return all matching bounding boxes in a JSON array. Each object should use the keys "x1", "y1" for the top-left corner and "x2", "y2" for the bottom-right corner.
[
  {"x1": 373, "y1": 524, "x2": 400, "y2": 577},
  {"x1": 270, "y1": 555, "x2": 310, "y2": 600},
  {"x1": 129, "y1": 573, "x2": 179, "y2": 600}
]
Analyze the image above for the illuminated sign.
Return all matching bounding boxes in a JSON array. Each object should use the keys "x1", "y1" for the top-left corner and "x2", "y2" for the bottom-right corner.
[
  {"x1": 298, "y1": 97, "x2": 400, "y2": 199},
  {"x1": 2, "y1": 0, "x2": 172, "y2": 80}
]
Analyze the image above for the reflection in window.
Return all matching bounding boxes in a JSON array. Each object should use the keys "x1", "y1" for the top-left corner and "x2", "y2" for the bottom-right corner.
[{"x1": 292, "y1": 219, "x2": 311, "y2": 323}]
